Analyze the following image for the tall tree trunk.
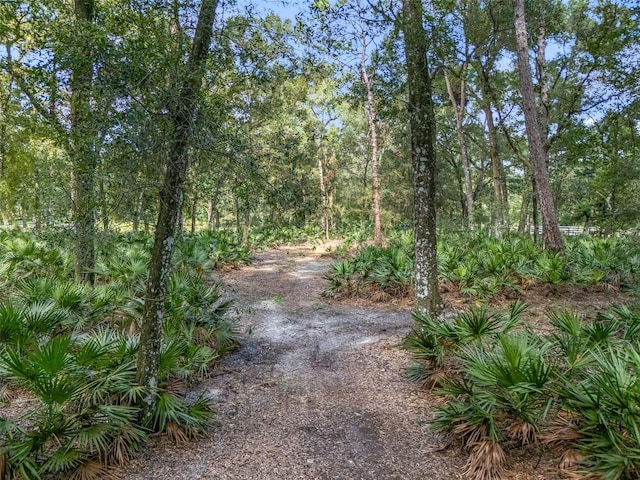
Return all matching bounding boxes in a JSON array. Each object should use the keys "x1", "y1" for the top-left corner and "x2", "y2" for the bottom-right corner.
[
  {"x1": 20, "y1": 203, "x2": 27, "y2": 228},
  {"x1": 402, "y1": 0, "x2": 443, "y2": 317},
  {"x1": 517, "y1": 182, "x2": 530, "y2": 236},
  {"x1": 532, "y1": 176, "x2": 539, "y2": 244},
  {"x1": 473, "y1": 43, "x2": 509, "y2": 237},
  {"x1": 33, "y1": 170, "x2": 41, "y2": 230},
  {"x1": 485, "y1": 103, "x2": 507, "y2": 236},
  {"x1": 0, "y1": 93, "x2": 7, "y2": 181},
  {"x1": 513, "y1": 0, "x2": 563, "y2": 251},
  {"x1": 328, "y1": 154, "x2": 336, "y2": 231},
  {"x1": 444, "y1": 67, "x2": 474, "y2": 232},
  {"x1": 207, "y1": 196, "x2": 220, "y2": 231},
  {"x1": 535, "y1": 18, "x2": 550, "y2": 149},
  {"x1": 446, "y1": 155, "x2": 467, "y2": 222},
  {"x1": 70, "y1": 0, "x2": 97, "y2": 283},
  {"x1": 0, "y1": 111, "x2": 6, "y2": 177},
  {"x1": 0, "y1": 70, "x2": 14, "y2": 179},
  {"x1": 99, "y1": 175, "x2": 109, "y2": 231},
  {"x1": 191, "y1": 189, "x2": 198, "y2": 233},
  {"x1": 133, "y1": 188, "x2": 144, "y2": 232},
  {"x1": 361, "y1": 157, "x2": 369, "y2": 231},
  {"x1": 242, "y1": 208, "x2": 250, "y2": 247},
  {"x1": 136, "y1": 0, "x2": 219, "y2": 421},
  {"x1": 234, "y1": 196, "x2": 241, "y2": 241},
  {"x1": 206, "y1": 184, "x2": 222, "y2": 231},
  {"x1": 361, "y1": 34, "x2": 382, "y2": 246},
  {"x1": 207, "y1": 198, "x2": 214, "y2": 230},
  {"x1": 176, "y1": 206, "x2": 184, "y2": 240},
  {"x1": 317, "y1": 153, "x2": 329, "y2": 241},
  {"x1": 143, "y1": 205, "x2": 150, "y2": 233},
  {"x1": 477, "y1": 71, "x2": 508, "y2": 236}
]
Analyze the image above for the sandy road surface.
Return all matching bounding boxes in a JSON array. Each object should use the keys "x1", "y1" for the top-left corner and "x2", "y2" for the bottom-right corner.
[{"x1": 123, "y1": 247, "x2": 467, "y2": 479}]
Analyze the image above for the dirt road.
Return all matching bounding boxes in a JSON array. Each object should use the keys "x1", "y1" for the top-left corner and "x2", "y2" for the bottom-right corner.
[{"x1": 123, "y1": 246, "x2": 465, "y2": 479}]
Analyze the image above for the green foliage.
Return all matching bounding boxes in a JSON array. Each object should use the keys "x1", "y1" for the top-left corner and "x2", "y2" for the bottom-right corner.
[
  {"x1": 0, "y1": 231, "x2": 73, "y2": 283},
  {"x1": 163, "y1": 271, "x2": 239, "y2": 375},
  {"x1": 407, "y1": 304, "x2": 640, "y2": 480},
  {"x1": 404, "y1": 302, "x2": 527, "y2": 387},
  {"x1": 249, "y1": 225, "x2": 325, "y2": 249},
  {"x1": 433, "y1": 332, "x2": 553, "y2": 440},
  {"x1": 325, "y1": 233, "x2": 640, "y2": 300},
  {"x1": 0, "y1": 229, "x2": 239, "y2": 478},
  {"x1": 0, "y1": 330, "x2": 148, "y2": 479},
  {"x1": 558, "y1": 345, "x2": 640, "y2": 480},
  {"x1": 93, "y1": 244, "x2": 150, "y2": 294},
  {"x1": 568, "y1": 236, "x2": 640, "y2": 291},
  {"x1": 175, "y1": 231, "x2": 251, "y2": 270},
  {"x1": 322, "y1": 232, "x2": 413, "y2": 300},
  {"x1": 0, "y1": 300, "x2": 69, "y2": 350}
]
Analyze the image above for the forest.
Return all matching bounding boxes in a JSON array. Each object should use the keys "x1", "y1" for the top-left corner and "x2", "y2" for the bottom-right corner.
[{"x1": 0, "y1": 0, "x2": 639, "y2": 479}]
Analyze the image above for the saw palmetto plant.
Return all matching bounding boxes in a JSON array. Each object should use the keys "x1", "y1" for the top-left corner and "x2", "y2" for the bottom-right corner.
[
  {"x1": 431, "y1": 332, "x2": 554, "y2": 480},
  {"x1": 404, "y1": 302, "x2": 527, "y2": 388},
  {"x1": 324, "y1": 233, "x2": 640, "y2": 302},
  {"x1": 555, "y1": 344, "x2": 640, "y2": 480},
  {"x1": 0, "y1": 317, "x2": 223, "y2": 479},
  {"x1": 409, "y1": 303, "x2": 640, "y2": 480},
  {"x1": 0, "y1": 333, "x2": 147, "y2": 479},
  {"x1": 0, "y1": 230, "x2": 240, "y2": 479}
]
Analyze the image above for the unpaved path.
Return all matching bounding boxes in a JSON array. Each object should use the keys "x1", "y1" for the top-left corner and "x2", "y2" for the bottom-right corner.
[{"x1": 124, "y1": 246, "x2": 465, "y2": 479}]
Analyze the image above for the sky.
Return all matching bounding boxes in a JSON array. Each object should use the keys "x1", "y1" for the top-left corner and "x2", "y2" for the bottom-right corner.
[{"x1": 235, "y1": 0, "x2": 304, "y2": 20}]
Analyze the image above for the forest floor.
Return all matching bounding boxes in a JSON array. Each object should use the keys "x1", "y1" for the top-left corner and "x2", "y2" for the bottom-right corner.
[{"x1": 122, "y1": 243, "x2": 626, "y2": 480}]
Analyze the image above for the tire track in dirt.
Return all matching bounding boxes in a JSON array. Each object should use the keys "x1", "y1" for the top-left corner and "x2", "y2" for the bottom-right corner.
[{"x1": 122, "y1": 246, "x2": 464, "y2": 480}]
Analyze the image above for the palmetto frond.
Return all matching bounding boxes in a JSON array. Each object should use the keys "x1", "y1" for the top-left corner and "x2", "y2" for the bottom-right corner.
[
  {"x1": 559, "y1": 345, "x2": 640, "y2": 480},
  {"x1": 0, "y1": 300, "x2": 69, "y2": 350},
  {"x1": 151, "y1": 392, "x2": 214, "y2": 438},
  {"x1": 68, "y1": 460, "x2": 118, "y2": 480},
  {"x1": 93, "y1": 247, "x2": 149, "y2": 295}
]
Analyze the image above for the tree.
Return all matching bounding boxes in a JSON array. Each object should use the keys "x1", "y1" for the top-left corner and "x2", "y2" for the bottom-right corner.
[
  {"x1": 465, "y1": 0, "x2": 511, "y2": 236},
  {"x1": 69, "y1": 0, "x2": 98, "y2": 283},
  {"x1": 2, "y1": 0, "x2": 102, "y2": 281},
  {"x1": 513, "y1": 0, "x2": 563, "y2": 251},
  {"x1": 444, "y1": 55, "x2": 474, "y2": 231},
  {"x1": 136, "y1": 0, "x2": 219, "y2": 419},
  {"x1": 401, "y1": 0, "x2": 443, "y2": 316},
  {"x1": 302, "y1": 1, "x2": 393, "y2": 241},
  {"x1": 360, "y1": 33, "x2": 383, "y2": 246}
]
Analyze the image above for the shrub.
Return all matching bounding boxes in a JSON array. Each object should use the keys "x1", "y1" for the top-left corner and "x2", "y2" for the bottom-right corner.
[
  {"x1": 555, "y1": 345, "x2": 640, "y2": 480},
  {"x1": 407, "y1": 304, "x2": 640, "y2": 480},
  {"x1": 0, "y1": 229, "x2": 240, "y2": 479},
  {"x1": 322, "y1": 235, "x2": 414, "y2": 301},
  {"x1": 325, "y1": 233, "x2": 640, "y2": 301}
]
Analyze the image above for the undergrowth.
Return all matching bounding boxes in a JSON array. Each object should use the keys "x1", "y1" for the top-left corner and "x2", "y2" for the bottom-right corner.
[
  {"x1": 406, "y1": 303, "x2": 640, "y2": 480},
  {"x1": 323, "y1": 233, "x2": 640, "y2": 301},
  {"x1": 0, "y1": 229, "x2": 241, "y2": 479},
  {"x1": 249, "y1": 225, "x2": 325, "y2": 249}
]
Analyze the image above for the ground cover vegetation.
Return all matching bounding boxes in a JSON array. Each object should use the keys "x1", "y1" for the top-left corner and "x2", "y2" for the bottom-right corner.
[
  {"x1": 0, "y1": 229, "x2": 242, "y2": 479},
  {"x1": 325, "y1": 229, "x2": 640, "y2": 479},
  {"x1": 404, "y1": 302, "x2": 640, "y2": 480},
  {"x1": 0, "y1": 0, "x2": 639, "y2": 478},
  {"x1": 323, "y1": 233, "x2": 640, "y2": 301}
]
